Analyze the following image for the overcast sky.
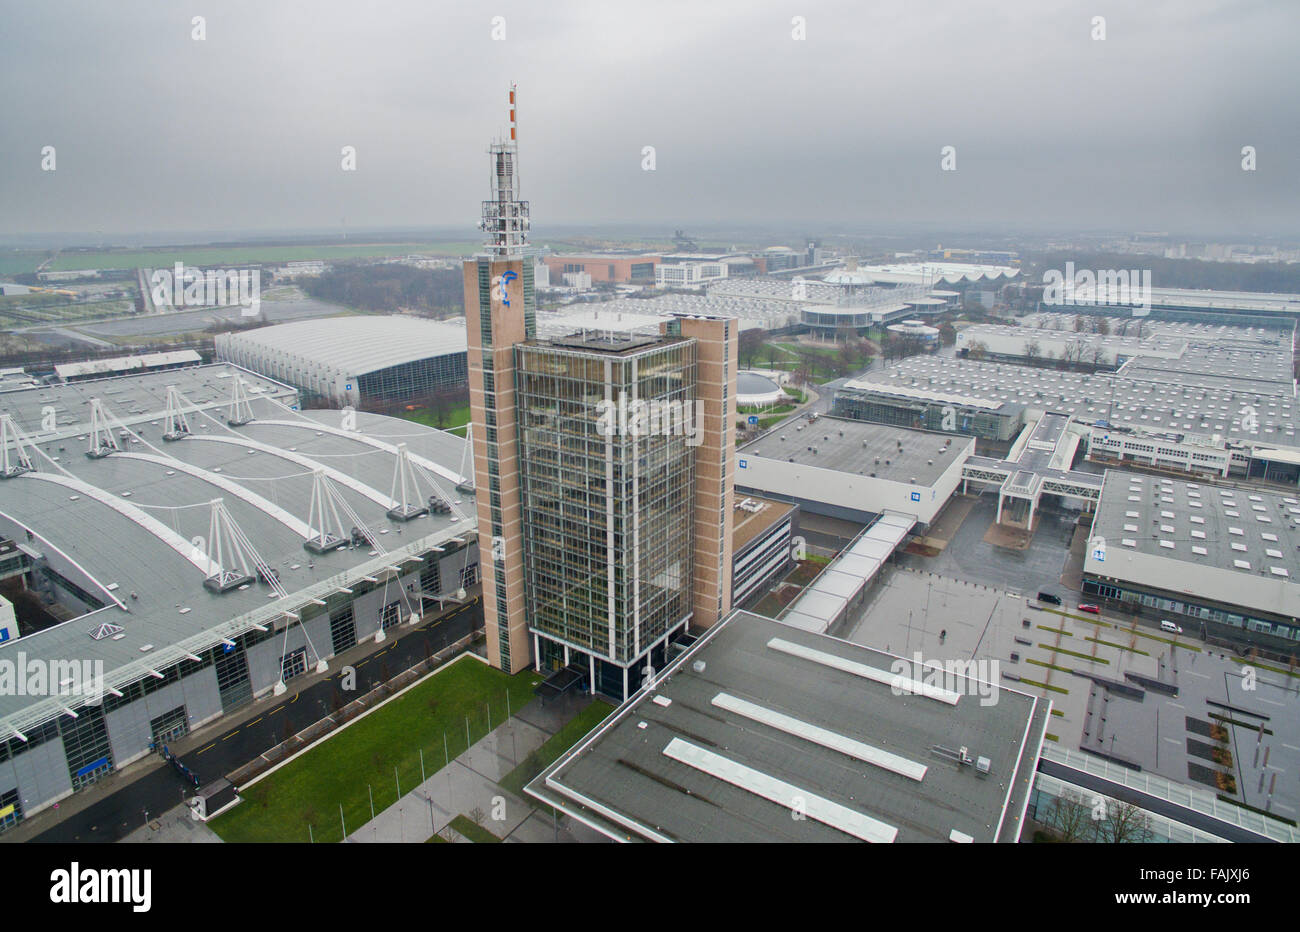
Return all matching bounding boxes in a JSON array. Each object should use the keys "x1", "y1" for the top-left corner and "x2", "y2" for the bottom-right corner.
[{"x1": 2, "y1": 0, "x2": 1297, "y2": 239}]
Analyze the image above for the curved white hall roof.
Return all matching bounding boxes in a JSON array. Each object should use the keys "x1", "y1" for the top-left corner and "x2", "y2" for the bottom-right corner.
[{"x1": 219, "y1": 316, "x2": 467, "y2": 375}]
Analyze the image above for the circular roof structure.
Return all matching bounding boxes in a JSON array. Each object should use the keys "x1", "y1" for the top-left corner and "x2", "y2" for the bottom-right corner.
[
  {"x1": 887, "y1": 320, "x2": 940, "y2": 338},
  {"x1": 737, "y1": 371, "x2": 785, "y2": 406}
]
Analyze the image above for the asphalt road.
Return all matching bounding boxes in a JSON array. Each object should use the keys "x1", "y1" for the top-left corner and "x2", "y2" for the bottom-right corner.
[{"x1": 29, "y1": 598, "x2": 483, "y2": 844}]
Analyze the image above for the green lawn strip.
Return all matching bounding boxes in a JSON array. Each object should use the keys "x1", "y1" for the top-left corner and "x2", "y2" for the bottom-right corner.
[
  {"x1": 1037, "y1": 644, "x2": 1110, "y2": 664},
  {"x1": 1039, "y1": 608, "x2": 1204, "y2": 652},
  {"x1": 1240, "y1": 657, "x2": 1299, "y2": 677},
  {"x1": 208, "y1": 656, "x2": 540, "y2": 843},
  {"x1": 426, "y1": 834, "x2": 448, "y2": 843},
  {"x1": 1084, "y1": 636, "x2": 1149, "y2": 656},
  {"x1": 499, "y1": 699, "x2": 616, "y2": 801},
  {"x1": 1018, "y1": 677, "x2": 1069, "y2": 695},
  {"x1": 1215, "y1": 794, "x2": 1298, "y2": 827},
  {"x1": 448, "y1": 814, "x2": 501, "y2": 843},
  {"x1": 1050, "y1": 708, "x2": 1065, "y2": 717},
  {"x1": 1208, "y1": 712, "x2": 1274, "y2": 736},
  {"x1": 1143, "y1": 634, "x2": 1203, "y2": 653},
  {"x1": 1041, "y1": 608, "x2": 1113, "y2": 626},
  {"x1": 1026, "y1": 658, "x2": 1073, "y2": 675},
  {"x1": 398, "y1": 403, "x2": 471, "y2": 433},
  {"x1": 1035, "y1": 625, "x2": 1073, "y2": 637},
  {"x1": 1045, "y1": 733, "x2": 1059, "y2": 743}
]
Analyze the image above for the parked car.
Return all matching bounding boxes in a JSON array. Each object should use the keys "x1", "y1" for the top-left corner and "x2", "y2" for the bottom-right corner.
[
  {"x1": 1037, "y1": 591, "x2": 1063, "y2": 606},
  {"x1": 1160, "y1": 619, "x2": 1184, "y2": 634},
  {"x1": 1077, "y1": 603, "x2": 1101, "y2": 615}
]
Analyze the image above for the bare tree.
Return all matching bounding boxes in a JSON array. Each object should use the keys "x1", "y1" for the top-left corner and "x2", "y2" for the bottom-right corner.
[
  {"x1": 1096, "y1": 800, "x2": 1155, "y2": 844},
  {"x1": 1039, "y1": 789, "x2": 1095, "y2": 842},
  {"x1": 739, "y1": 328, "x2": 767, "y2": 368}
]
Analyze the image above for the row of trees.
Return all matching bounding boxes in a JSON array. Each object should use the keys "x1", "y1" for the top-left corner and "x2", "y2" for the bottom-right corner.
[
  {"x1": 1030, "y1": 251, "x2": 1300, "y2": 295},
  {"x1": 1021, "y1": 337, "x2": 1112, "y2": 369},
  {"x1": 301, "y1": 263, "x2": 464, "y2": 316},
  {"x1": 1035, "y1": 789, "x2": 1155, "y2": 843}
]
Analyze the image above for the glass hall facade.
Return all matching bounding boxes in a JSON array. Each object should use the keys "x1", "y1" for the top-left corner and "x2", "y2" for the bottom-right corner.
[{"x1": 515, "y1": 336, "x2": 698, "y2": 684}]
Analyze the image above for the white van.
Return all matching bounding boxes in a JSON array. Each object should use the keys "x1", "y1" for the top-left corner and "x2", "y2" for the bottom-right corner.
[{"x1": 1160, "y1": 620, "x2": 1183, "y2": 634}]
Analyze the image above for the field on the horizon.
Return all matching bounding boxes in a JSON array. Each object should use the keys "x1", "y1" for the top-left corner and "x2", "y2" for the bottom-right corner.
[{"x1": 0, "y1": 241, "x2": 487, "y2": 276}]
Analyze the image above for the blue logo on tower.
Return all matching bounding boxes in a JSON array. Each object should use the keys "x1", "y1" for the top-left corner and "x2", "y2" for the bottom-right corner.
[{"x1": 496, "y1": 269, "x2": 518, "y2": 308}]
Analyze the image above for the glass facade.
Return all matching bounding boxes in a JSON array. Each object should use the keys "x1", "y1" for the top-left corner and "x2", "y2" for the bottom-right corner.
[
  {"x1": 1082, "y1": 577, "x2": 1300, "y2": 644},
  {"x1": 356, "y1": 353, "x2": 468, "y2": 403},
  {"x1": 515, "y1": 338, "x2": 698, "y2": 665},
  {"x1": 833, "y1": 389, "x2": 1023, "y2": 442}
]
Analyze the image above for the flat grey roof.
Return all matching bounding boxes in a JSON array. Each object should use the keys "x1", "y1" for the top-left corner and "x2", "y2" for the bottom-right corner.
[
  {"x1": 0, "y1": 363, "x2": 293, "y2": 437},
  {"x1": 542, "y1": 331, "x2": 669, "y2": 353},
  {"x1": 740, "y1": 416, "x2": 966, "y2": 487},
  {"x1": 530, "y1": 611, "x2": 1049, "y2": 843},
  {"x1": 852, "y1": 337, "x2": 1300, "y2": 446},
  {"x1": 1088, "y1": 472, "x2": 1300, "y2": 590},
  {"x1": 732, "y1": 495, "x2": 795, "y2": 553}
]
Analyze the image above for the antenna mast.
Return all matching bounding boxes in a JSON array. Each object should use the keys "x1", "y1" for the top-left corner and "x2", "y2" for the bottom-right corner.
[{"x1": 478, "y1": 83, "x2": 529, "y2": 259}]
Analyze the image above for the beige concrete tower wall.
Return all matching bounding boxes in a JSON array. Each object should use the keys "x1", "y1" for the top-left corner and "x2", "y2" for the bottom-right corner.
[
  {"x1": 675, "y1": 317, "x2": 737, "y2": 630},
  {"x1": 464, "y1": 257, "x2": 533, "y2": 673}
]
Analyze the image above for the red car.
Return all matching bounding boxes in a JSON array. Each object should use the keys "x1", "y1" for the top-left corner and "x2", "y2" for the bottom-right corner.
[{"x1": 1077, "y1": 603, "x2": 1101, "y2": 615}]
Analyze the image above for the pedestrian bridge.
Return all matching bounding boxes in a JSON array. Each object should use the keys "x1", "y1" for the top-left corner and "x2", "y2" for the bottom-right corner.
[{"x1": 960, "y1": 412, "x2": 1103, "y2": 524}]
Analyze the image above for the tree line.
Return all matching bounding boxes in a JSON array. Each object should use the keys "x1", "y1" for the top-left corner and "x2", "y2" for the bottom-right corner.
[{"x1": 301, "y1": 263, "x2": 465, "y2": 316}]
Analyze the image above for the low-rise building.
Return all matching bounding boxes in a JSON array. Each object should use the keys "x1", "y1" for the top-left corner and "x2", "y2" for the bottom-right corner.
[{"x1": 1084, "y1": 472, "x2": 1300, "y2": 650}]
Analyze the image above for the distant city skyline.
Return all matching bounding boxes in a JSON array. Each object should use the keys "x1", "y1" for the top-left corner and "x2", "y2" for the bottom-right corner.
[{"x1": 2, "y1": 0, "x2": 1298, "y2": 237}]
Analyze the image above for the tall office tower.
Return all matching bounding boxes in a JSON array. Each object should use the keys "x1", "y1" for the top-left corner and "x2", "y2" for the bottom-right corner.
[
  {"x1": 516, "y1": 332, "x2": 699, "y2": 699},
  {"x1": 465, "y1": 85, "x2": 536, "y2": 674},
  {"x1": 466, "y1": 89, "x2": 735, "y2": 692},
  {"x1": 514, "y1": 318, "x2": 735, "y2": 698}
]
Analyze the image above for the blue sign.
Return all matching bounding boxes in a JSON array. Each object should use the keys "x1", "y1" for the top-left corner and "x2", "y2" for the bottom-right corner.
[
  {"x1": 499, "y1": 269, "x2": 518, "y2": 307},
  {"x1": 75, "y1": 755, "x2": 109, "y2": 778},
  {"x1": 345, "y1": 383, "x2": 353, "y2": 391},
  {"x1": 910, "y1": 491, "x2": 921, "y2": 502},
  {"x1": 747, "y1": 415, "x2": 759, "y2": 426},
  {"x1": 738, "y1": 458, "x2": 748, "y2": 469}
]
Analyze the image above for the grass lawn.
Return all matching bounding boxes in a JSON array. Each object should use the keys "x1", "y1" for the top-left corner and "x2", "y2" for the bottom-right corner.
[
  {"x1": 208, "y1": 656, "x2": 541, "y2": 843},
  {"x1": 448, "y1": 814, "x2": 501, "y2": 843},
  {"x1": 399, "y1": 403, "x2": 471, "y2": 436},
  {"x1": 499, "y1": 699, "x2": 615, "y2": 801}
]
